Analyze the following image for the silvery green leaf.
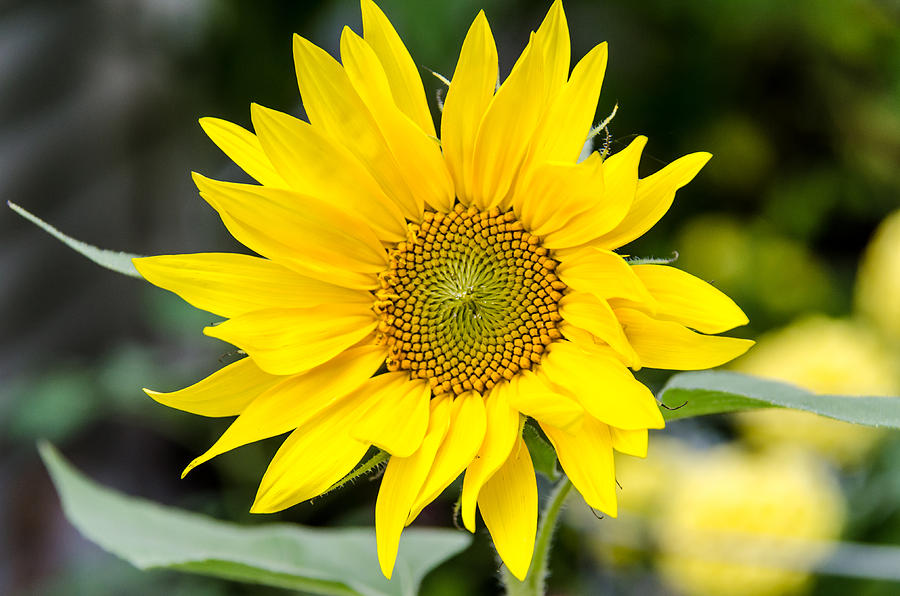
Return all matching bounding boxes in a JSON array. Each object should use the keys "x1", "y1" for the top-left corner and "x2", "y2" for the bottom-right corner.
[
  {"x1": 8, "y1": 201, "x2": 144, "y2": 278},
  {"x1": 660, "y1": 371, "x2": 900, "y2": 427},
  {"x1": 40, "y1": 442, "x2": 470, "y2": 596}
]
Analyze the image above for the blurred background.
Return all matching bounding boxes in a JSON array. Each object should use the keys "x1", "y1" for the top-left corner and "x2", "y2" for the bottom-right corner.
[{"x1": 2, "y1": 0, "x2": 899, "y2": 594}]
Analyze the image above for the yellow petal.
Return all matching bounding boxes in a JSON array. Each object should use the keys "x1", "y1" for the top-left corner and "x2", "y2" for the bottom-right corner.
[
  {"x1": 539, "y1": 341, "x2": 664, "y2": 430},
  {"x1": 250, "y1": 104, "x2": 406, "y2": 243},
  {"x1": 198, "y1": 117, "x2": 286, "y2": 188},
  {"x1": 504, "y1": 4, "x2": 572, "y2": 207},
  {"x1": 193, "y1": 173, "x2": 386, "y2": 290},
  {"x1": 600, "y1": 135, "x2": 645, "y2": 208},
  {"x1": 542, "y1": 137, "x2": 646, "y2": 249},
  {"x1": 133, "y1": 253, "x2": 369, "y2": 319},
  {"x1": 471, "y1": 35, "x2": 545, "y2": 210},
  {"x1": 556, "y1": 320, "x2": 595, "y2": 345},
  {"x1": 376, "y1": 395, "x2": 453, "y2": 579},
  {"x1": 210, "y1": 206, "x2": 376, "y2": 291},
  {"x1": 593, "y1": 152, "x2": 712, "y2": 249},
  {"x1": 340, "y1": 28, "x2": 454, "y2": 212},
  {"x1": 460, "y1": 382, "x2": 520, "y2": 532},
  {"x1": 541, "y1": 416, "x2": 617, "y2": 515},
  {"x1": 558, "y1": 291, "x2": 640, "y2": 367},
  {"x1": 292, "y1": 34, "x2": 421, "y2": 220},
  {"x1": 360, "y1": 0, "x2": 436, "y2": 136},
  {"x1": 143, "y1": 357, "x2": 283, "y2": 417},
  {"x1": 478, "y1": 437, "x2": 538, "y2": 581},
  {"x1": 616, "y1": 307, "x2": 754, "y2": 370},
  {"x1": 351, "y1": 373, "x2": 430, "y2": 457},
  {"x1": 516, "y1": 153, "x2": 603, "y2": 236},
  {"x1": 526, "y1": 41, "x2": 608, "y2": 166},
  {"x1": 610, "y1": 427, "x2": 648, "y2": 458},
  {"x1": 441, "y1": 11, "x2": 497, "y2": 203},
  {"x1": 534, "y1": 0, "x2": 570, "y2": 99},
  {"x1": 182, "y1": 345, "x2": 387, "y2": 476},
  {"x1": 204, "y1": 305, "x2": 377, "y2": 376},
  {"x1": 556, "y1": 248, "x2": 655, "y2": 306},
  {"x1": 631, "y1": 264, "x2": 749, "y2": 334},
  {"x1": 407, "y1": 391, "x2": 487, "y2": 523},
  {"x1": 250, "y1": 393, "x2": 371, "y2": 513},
  {"x1": 507, "y1": 370, "x2": 584, "y2": 430}
]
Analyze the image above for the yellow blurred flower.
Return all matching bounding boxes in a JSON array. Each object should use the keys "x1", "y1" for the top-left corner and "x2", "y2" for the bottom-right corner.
[
  {"x1": 856, "y1": 209, "x2": 900, "y2": 341},
  {"x1": 677, "y1": 215, "x2": 836, "y2": 318},
  {"x1": 655, "y1": 445, "x2": 845, "y2": 596},
  {"x1": 613, "y1": 436, "x2": 689, "y2": 515},
  {"x1": 733, "y1": 316, "x2": 898, "y2": 464}
]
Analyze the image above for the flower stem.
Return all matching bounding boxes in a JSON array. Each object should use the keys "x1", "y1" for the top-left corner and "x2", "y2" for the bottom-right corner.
[{"x1": 501, "y1": 476, "x2": 574, "y2": 596}]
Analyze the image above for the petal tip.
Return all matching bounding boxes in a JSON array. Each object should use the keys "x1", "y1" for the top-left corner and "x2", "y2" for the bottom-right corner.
[
  {"x1": 180, "y1": 460, "x2": 198, "y2": 479},
  {"x1": 461, "y1": 500, "x2": 477, "y2": 533},
  {"x1": 249, "y1": 491, "x2": 279, "y2": 514},
  {"x1": 190, "y1": 171, "x2": 213, "y2": 192},
  {"x1": 292, "y1": 33, "x2": 312, "y2": 57},
  {"x1": 506, "y1": 562, "x2": 529, "y2": 582},
  {"x1": 688, "y1": 151, "x2": 714, "y2": 171},
  {"x1": 377, "y1": 546, "x2": 397, "y2": 580}
]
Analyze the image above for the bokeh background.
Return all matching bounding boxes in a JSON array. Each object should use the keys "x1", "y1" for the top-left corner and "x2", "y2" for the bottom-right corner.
[{"x1": 2, "y1": 0, "x2": 899, "y2": 594}]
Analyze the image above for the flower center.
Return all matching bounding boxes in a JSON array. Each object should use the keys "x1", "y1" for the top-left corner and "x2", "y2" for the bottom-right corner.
[{"x1": 376, "y1": 203, "x2": 565, "y2": 397}]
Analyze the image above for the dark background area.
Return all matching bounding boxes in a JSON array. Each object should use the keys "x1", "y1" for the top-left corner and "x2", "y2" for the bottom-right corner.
[{"x1": 2, "y1": 0, "x2": 899, "y2": 594}]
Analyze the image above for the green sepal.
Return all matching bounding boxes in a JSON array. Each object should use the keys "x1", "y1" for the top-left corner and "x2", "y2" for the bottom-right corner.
[{"x1": 320, "y1": 449, "x2": 389, "y2": 497}]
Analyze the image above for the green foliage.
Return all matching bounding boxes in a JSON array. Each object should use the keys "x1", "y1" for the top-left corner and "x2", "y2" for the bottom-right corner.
[
  {"x1": 39, "y1": 443, "x2": 471, "y2": 596},
  {"x1": 660, "y1": 371, "x2": 900, "y2": 427}
]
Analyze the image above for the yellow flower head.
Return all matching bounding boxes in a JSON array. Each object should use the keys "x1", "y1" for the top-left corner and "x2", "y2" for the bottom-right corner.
[{"x1": 133, "y1": 0, "x2": 751, "y2": 580}]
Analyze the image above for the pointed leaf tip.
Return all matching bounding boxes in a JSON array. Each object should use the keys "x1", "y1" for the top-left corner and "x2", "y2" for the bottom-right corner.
[{"x1": 8, "y1": 201, "x2": 145, "y2": 279}]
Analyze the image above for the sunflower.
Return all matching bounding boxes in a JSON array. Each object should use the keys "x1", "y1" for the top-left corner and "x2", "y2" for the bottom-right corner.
[{"x1": 133, "y1": 0, "x2": 753, "y2": 581}]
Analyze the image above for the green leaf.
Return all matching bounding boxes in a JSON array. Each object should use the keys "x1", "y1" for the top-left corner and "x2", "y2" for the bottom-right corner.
[
  {"x1": 8, "y1": 201, "x2": 144, "y2": 278},
  {"x1": 39, "y1": 442, "x2": 471, "y2": 596},
  {"x1": 523, "y1": 423, "x2": 559, "y2": 481},
  {"x1": 660, "y1": 371, "x2": 900, "y2": 428}
]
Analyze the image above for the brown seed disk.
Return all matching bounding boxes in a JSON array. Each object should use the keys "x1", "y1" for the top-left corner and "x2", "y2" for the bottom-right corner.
[{"x1": 376, "y1": 204, "x2": 565, "y2": 397}]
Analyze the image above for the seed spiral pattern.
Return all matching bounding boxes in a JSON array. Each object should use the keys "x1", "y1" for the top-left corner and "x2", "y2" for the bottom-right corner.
[{"x1": 375, "y1": 204, "x2": 565, "y2": 397}]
